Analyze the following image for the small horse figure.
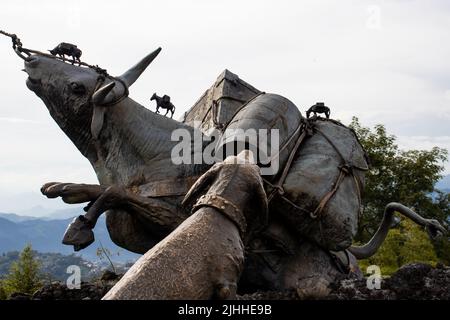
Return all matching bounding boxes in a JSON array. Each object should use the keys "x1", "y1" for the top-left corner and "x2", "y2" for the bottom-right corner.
[
  {"x1": 151, "y1": 93, "x2": 176, "y2": 118},
  {"x1": 306, "y1": 102, "x2": 330, "y2": 119}
]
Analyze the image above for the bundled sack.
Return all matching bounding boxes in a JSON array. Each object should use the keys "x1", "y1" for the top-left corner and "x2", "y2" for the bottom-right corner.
[
  {"x1": 213, "y1": 92, "x2": 369, "y2": 251},
  {"x1": 269, "y1": 118, "x2": 369, "y2": 251}
]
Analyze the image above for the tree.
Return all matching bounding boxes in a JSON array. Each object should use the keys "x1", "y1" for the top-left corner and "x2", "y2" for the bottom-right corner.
[
  {"x1": 3, "y1": 244, "x2": 43, "y2": 296},
  {"x1": 349, "y1": 117, "x2": 449, "y2": 264},
  {"x1": 0, "y1": 281, "x2": 7, "y2": 300},
  {"x1": 359, "y1": 219, "x2": 438, "y2": 275}
]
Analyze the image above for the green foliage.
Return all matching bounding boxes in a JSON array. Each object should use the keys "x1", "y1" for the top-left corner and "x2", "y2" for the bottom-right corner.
[
  {"x1": 0, "y1": 280, "x2": 7, "y2": 300},
  {"x1": 350, "y1": 117, "x2": 450, "y2": 265},
  {"x1": 359, "y1": 219, "x2": 438, "y2": 275},
  {"x1": 2, "y1": 244, "x2": 43, "y2": 297}
]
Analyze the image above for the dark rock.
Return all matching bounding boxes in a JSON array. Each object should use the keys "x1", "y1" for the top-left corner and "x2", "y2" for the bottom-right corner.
[
  {"x1": 101, "y1": 270, "x2": 119, "y2": 281},
  {"x1": 9, "y1": 292, "x2": 31, "y2": 300},
  {"x1": 31, "y1": 276, "x2": 122, "y2": 300},
  {"x1": 24, "y1": 264, "x2": 450, "y2": 300},
  {"x1": 327, "y1": 263, "x2": 450, "y2": 300}
]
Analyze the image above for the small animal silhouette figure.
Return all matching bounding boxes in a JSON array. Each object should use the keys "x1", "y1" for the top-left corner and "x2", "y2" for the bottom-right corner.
[
  {"x1": 49, "y1": 42, "x2": 82, "y2": 64},
  {"x1": 306, "y1": 102, "x2": 330, "y2": 119},
  {"x1": 151, "y1": 93, "x2": 176, "y2": 118}
]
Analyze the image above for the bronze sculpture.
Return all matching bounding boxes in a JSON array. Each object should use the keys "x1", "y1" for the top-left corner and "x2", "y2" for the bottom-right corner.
[
  {"x1": 306, "y1": 102, "x2": 330, "y2": 119},
  {"x1": 5, "y1": 31, "x2": 445, "y2": 299},
  {"x1": 49, "y1": 42, "x2": 82, "y2": 65},
  {"x1": 150, "y1": 93, "x2": 176, "y2": 118}
]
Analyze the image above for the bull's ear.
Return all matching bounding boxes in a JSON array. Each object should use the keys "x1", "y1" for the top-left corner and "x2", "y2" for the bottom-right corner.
[
  {"x1": 91, "y1": 82, "x2": 116, "y2": 139},
  {"x1": 118, "y1": 47, "x2": 161, "y2": 87},
  {"x1": 92, "y1": 82, "x2": 115, "y2": 105}
]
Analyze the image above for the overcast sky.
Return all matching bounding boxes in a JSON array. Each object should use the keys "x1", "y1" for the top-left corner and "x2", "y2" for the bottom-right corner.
[{"x1": 0, "y1": 0, "x2": 449, "y2": 212}]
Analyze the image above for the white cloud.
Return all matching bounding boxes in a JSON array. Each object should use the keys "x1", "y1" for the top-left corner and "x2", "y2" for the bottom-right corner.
[{"x1": 397, "y1": 136, "x2": 450, "y2": 174}]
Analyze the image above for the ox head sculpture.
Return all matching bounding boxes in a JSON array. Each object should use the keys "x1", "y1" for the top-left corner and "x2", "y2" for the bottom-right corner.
[{"x1": 23, "y1": 48, "x2": 161, "y2": 153}]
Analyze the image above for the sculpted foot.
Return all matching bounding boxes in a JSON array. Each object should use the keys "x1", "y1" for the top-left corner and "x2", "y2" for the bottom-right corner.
[{"x1": 62, "y1": 185, "x2": 126, "y2": 251}]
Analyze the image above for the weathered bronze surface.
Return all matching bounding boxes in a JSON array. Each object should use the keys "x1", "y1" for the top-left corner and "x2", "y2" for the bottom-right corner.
[
  {"x1": 11, "y1": 38, "x2": 444, "y2": 299},
  {"x1": 306, "y1": 102, "x2": 330, "y2": 119},
  {"x1": 49, "y1": 42, "x2": 82, "y2": 64}
]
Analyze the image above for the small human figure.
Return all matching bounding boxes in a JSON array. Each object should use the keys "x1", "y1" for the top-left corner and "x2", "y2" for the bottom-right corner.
[{"x1": 306, "y1": 102, "x2": 330, "y2": 119}]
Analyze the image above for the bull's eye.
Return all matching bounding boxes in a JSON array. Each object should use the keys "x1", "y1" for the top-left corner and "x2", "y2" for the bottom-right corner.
[{"x1": 70, "y1": 82, "x2": 86, "y2": 95}]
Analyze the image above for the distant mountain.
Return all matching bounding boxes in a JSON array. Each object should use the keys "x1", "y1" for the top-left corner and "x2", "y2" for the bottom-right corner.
[
  {"x1": 0, "y1": 215, "x2": 140, "y2": 263},
  {"x1": 0, "y1": 250, "x2": 100, "y2": 281},
  {"x1": 16, "y1": 205, "x2": 84, "y2": 220},
  {"x1": 0, "y1": 192, "x2": 69, "y2": 216},
  {"x1": 0, "y1": 212, "x2": 39, "y2": 223},
  {"x1": 0, "y1": 207, "x2": 85, "y2": 222},
  {"x1": 43, "y1": 206, "x2": 84, "y2": 220}
]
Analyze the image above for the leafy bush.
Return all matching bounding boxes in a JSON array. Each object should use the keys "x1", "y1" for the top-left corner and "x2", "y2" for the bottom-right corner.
[
  {"x1": 2, "y1": 244, "x2": 43, "y2": 297},
  {"x1": 359, "y1": 219, "x2": 438, "y2": 275},
  {"x1": 350, "y1": 117, "x2": 449, "y2": 266}
]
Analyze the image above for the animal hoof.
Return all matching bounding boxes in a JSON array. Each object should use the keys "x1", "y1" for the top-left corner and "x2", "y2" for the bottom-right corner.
[{"x1": 62, "y1": 215, "x2": 95, "y2": 251}]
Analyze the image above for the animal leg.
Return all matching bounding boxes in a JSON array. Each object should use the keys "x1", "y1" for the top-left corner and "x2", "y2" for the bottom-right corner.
[
  {"x1": 41, "y1": 182, "x2": 105, "y2": 204},
  {"x1": 156, "y1": 106, "x2": 160, "y2": 114},
  {"x1": 349, "y1": 202, "x2": 446, "y2": 259},
  {"x1": 104, "y1": 151, "x2": 268, "y2": 299},
  {"x1": 62, "y1": 185, "x2": 186, "y2": 251},
  {"x1": 103, "y1": 207, "x2": 244, "y2": 299},
  {"x1": 164, "y1": 109, "x2": 169, "y2": 117}
]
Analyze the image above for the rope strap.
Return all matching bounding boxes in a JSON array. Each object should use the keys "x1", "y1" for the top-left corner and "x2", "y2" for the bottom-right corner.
[
  {"x1": 192, "y1": 193, "x2": 247, "y2": 237},
  {"x1": 265, "y1": 117, "x2": 368, "y2": 220}
]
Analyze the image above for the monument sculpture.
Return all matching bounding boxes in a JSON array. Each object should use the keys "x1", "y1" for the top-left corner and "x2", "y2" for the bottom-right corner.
[{"x1": 2, "y1": 31, "x2": 446, "y2": 299}]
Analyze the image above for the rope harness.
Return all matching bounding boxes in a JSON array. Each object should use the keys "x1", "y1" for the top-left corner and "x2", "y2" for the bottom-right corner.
[
  {"x1": 1, "y1": 30, "x2": 109, "y2": 76},
  {"x1": 208, "y1": 92, "x2": 369, "y2": 222},
  {"x1": 1, "y1": 30, "x2": 129, "y2": 143},
  {"x1": 264, "y1": 116, "x2": 368, "y2": 221}
]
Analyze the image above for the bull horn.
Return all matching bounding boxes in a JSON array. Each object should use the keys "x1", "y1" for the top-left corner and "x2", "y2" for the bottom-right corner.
[
  {"x1": 118, "y1": 47, "x2": 162, "y2": 87},
  {"x1": 92, "y1": 82, "x2": 116, "y2": 105}
]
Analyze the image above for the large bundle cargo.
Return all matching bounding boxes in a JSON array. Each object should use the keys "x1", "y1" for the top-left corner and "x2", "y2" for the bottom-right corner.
[
  {"x1": 182, "y1": 69, "x2": 260, "y2": 133},
  {"x1": 185, "y1": 70, "x2": 369, "y2": 251},
  {"x1": 270, "y1": 119, "x2": 368, "y2": 251}
]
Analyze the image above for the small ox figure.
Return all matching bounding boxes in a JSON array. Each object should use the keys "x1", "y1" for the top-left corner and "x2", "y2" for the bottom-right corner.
[
  {"x1": 151, "y1": 93, "x2": 176, "y2": 118},
  {"x1": 49, "y1": 42, "x2": 82, "y2": 64}
]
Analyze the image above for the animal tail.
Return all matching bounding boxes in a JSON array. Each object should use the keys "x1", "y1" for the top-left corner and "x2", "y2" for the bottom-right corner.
[{"x1": 348, "y1": 202, "x2": 446, "y2": 259}]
